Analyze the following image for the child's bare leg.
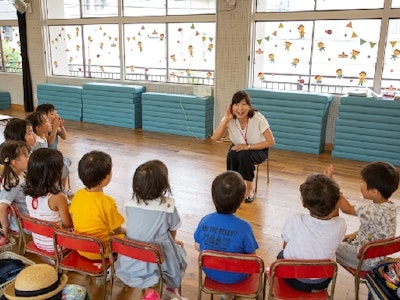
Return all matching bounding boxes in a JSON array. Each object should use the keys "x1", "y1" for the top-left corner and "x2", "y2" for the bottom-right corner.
[{"x1": 324, "y1": 164, "x2": 334, "y2": 178}]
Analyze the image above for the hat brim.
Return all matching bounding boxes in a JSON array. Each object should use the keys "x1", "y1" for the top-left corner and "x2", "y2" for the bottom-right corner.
[{"x1": 4, "y1": 274, "x2": 68, "y2": 300}]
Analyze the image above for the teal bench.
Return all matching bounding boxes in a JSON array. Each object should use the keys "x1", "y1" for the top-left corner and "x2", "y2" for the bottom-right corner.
[
  {"x1": 142, "y1": 92, "x2": 214, "y2": 138},
  {"x1": 244, "y1": 88, "x2": 332, "y2": 154},
  {"x1": 82, "y1": 83, "x2": 145, "y2": 129},
  {"x1": 332, "y1": 96, "x2": 400, "y2": 166},
  {"x1": 0, "y1": 91, "x2": 11, "y2": 109},
  {"x1": 37, "y1": 84, "x2": 82, "y2": 121}
]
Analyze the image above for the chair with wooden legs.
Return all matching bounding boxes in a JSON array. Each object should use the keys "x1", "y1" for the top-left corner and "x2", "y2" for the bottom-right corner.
[
  {"x1": 53, "y1": 229, "x2": 112, "y2": 300},
  {"x1": 267, "y1": 259, "x2": 338, "y2": 300},
  {"x1": 20, "y1": 213, "x2": 63, "y2": 261},
  {"x1": 198, "y1": 250, "x2": 266, "y2": 300},
  {"x1": 339, "y1": 236, "x2": 400, "y2": 300},
  {"x1": 108, "y1": 236, "x2": 165, "y2": 296}
]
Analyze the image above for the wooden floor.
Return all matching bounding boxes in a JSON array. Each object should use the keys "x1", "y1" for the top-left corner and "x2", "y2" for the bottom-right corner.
[{"x1": 3, "y1": 108, "x2": 400, "y2": 300}]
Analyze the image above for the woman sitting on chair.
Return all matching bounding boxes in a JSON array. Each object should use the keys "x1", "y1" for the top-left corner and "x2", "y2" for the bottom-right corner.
[{"x1": 211, "y1": 90, "x2": 275, "y2": 203}]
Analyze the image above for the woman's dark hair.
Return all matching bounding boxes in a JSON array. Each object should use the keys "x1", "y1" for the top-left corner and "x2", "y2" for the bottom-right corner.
[
  {"x1": 231, "y1": 91, "x2": 256, "y2": 118},
  {"x1": 212, "y1": 171, "x2": 245, "y2": 214},
  {"x1": 132, "y1": 160, "x2": 171, "y2": 205},
  {"x1": 300, "y1": 174, "x2": 340, "y2": 218},
  {"x1": 0, "y1": 141, "x2": 30, "y2": 191},
  {"x1": 3, "y1": 118, "x2": 32, "y2": 142},
  {"x1": 361, "y1": 161, "x2": 399, "y2": 199},
  {"x1": 24, "y1": 148, "x2": 64, "y2": 197},
  {"x1": 78, "y1": 150, "x2": 112, "y2": 189}
]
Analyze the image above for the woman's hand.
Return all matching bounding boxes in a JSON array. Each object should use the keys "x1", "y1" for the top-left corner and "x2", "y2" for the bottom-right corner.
[
  {"x1": 231, "y1": 144, "x2": 249, "y2": 152},
  {"x1": 224, "y1": 105, "x2": 234, "y2": 121}
]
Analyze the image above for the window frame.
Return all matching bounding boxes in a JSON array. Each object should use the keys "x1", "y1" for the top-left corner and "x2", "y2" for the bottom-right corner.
[
  {"x1": 251, "y1": 0, "x2": 400, "y2": 93},
  {"x1": 42, "y1": 0, "x2": 216, "y2": 85}
]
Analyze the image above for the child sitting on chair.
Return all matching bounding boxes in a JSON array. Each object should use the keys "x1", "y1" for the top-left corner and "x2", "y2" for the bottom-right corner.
[
  {"x1": 194, "y1": 171, "x2": 259, "y2": 284},
  {"x1": 24, "y1": 148, "x2": 73, "y2": 253},
  {"x1": 69, "y1": 150, "x2": 125, "y2": 260},
  {"x1": 331, "y1": 162, "x2": 399, "y2": 271},
  {"x1": 115, "y1": 160, "x2": 187, "y2": 300},
  {"x1": 278, "y1": 173, "x2": 346, "y2": 292}
]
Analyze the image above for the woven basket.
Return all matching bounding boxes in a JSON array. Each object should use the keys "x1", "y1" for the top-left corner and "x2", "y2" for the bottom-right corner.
[
  {"x1": 0, "y1": 251, "x2": 35, "y2": 296},
  {"x1": 0, "y1": 236, "x2": 16, "y2": 254}
]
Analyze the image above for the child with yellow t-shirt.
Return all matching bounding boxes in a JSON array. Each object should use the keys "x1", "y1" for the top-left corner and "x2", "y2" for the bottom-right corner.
[{"x1": 69, "y1": 150, "x2": 125, "y2": 260}]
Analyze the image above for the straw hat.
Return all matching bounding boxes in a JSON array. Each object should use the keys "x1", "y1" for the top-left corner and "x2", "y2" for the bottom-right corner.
[{"x1": 4, "y1": 264, "x2": 68, "y2": 300}]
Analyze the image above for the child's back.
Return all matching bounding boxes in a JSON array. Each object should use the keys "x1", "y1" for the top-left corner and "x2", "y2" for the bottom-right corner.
[
  {"x1": 0, "y1": 141, "x2": 31, "y2": 239},
  {"x1": 69, "y1": 151, "x2": 125, "y2": 260},
  {"x1": 279, "y1": 173, "x2": 346, "y2": 292},
  {"x1": 24, "y1": 148, "x2": 73, "y2": 252},
  {"x1": 194, "y1": 171, "x2": 258, "y2": 284},
  {"x1": 281, "y1": 174, "x2": 346, "y2": 260},
  {"x1": 115, "y1": 160, "x2": 187, "y2": 298},
  {"x1": 336, "y1": 161, "x2": 399, "y2": 271}
]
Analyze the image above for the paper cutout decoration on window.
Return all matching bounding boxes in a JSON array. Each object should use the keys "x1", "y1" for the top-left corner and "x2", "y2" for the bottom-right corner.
[
  {"x1": 336, "y1": 68, "x2": 343, "y2": 78},
  {"x1": 391, "y1": 49, "x2": 400, "y2": 60},
  {"x1": 269, "y1": 53, "x2": 275, "y2": 62},
  {"x1": 298, "y1": 24, "x2": 305, "y2": 39},
  {"x1": 350, "y1": 49, "x2": 360, "y2": 59},
  {"x1": 358, "y1": 71, "x2": 366, "y2": 86}
]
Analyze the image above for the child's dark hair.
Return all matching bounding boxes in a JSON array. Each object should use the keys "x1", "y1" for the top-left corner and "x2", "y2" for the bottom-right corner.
[
  {"x1": 300, "y1": 174, "x2": 340, "y2": 218},
  {"x1": 132, "y1": 160, "x2": 171, "y2": 204},
  {"x1": 26, "y1": 111, "x2": 46, "y2": 133},
  {"x1": 24, "y1": 148, "x2": 64, "y2": 197},
  {"x1": 212, "y1": 171, "x2": 245, "y2": 214},
  {"x1": 361, "y1": 161, "x2": 399, "y2": 199},
  {"x1": 0, "y1": 141, "x2": 30, "y2": 191},
  {"x1": 36, "y1": 103, "x2": 56, "y2": 114},
  {"x1": 78, "y1": 150, "x2": 112, "y2": 189},
  {"x1": 3, "y1": 118, "x2": 32, "y2": 142},
  {"x1": 231, "y1": 91, "x2": 256, "y2": 118}
]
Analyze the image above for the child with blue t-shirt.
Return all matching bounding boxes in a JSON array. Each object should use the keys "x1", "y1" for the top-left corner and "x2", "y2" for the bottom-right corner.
[{"x1": 194, "y1": 171, "x2": 258, "y2": 284}]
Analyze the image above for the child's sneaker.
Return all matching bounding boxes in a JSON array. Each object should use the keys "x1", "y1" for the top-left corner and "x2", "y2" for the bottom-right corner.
[
  {"x1": 142, "y1": 288, "x2": 161, "y2": 300},
  {"x1": 95, "y1": 268, "x2": 111, "y2": 284},
  {"x1": 161, "y1": 288, "x2": 188, "y2": 300},
  {"x1": 219, "y1": 295, "x2": 235, "y2": 300}
]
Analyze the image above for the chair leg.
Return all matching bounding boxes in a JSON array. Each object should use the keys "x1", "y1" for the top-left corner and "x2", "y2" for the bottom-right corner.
[
  {"x1": 355, "y1": 277, "x2": 360, "y2": 300},
  {"x1": 266, "y1": 159, "x2": 269, "y2": 183},
  {"x1": 254, "y1": 164, "x2": 259, "y2": 193}
]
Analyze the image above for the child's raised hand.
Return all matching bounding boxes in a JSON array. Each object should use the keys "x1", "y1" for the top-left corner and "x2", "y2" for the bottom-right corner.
[
  {"x1": 53, "y1": 115, "x2": 61, "y2": 128},
  {"x1": 343, "y1": 232, "x2": 357, "y2": 242},
  {"x1": 324, "y1": 164, "x2": 334, "y2": 178}
]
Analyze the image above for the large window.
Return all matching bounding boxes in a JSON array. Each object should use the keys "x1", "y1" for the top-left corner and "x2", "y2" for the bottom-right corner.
[
  {"x1": 253, "y1": 0, "x2": 400, "y2": 94},
  {"x1": 0, "y1": 0, "x2": 21, "y2": 73},
  {"x1": 46, "y1": 0, "x2": 216, "y2": 85}
]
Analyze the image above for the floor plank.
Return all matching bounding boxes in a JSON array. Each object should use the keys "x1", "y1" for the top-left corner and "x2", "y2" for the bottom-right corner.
[{"x1": 3, "y1": 108, "x2": 399, "y2": 300}]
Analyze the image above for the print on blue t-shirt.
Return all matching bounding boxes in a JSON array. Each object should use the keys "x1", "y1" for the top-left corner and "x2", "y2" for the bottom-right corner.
[{"x1": 194, "y1": 212, "x2": 258, "y2": 284}]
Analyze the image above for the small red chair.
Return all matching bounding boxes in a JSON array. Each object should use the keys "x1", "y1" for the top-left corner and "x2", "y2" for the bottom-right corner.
[
  {"x1": 339, "y1": 236, "x2": 400, "y2": 300},
  {"x1": 108, "y1": 236, "x2": 164, "y2": 295},
  {"x1": 20, "y1": 213, "x2": 62, "y2": 261},
  {"x1": 267, "y1": 259, "x2": 338, "y2": 300},
  {"x1": 53, "y1": 229, "x2": 112, "y2": 300},
  {"x1": 198, "y1": 250, "x2": 266, "y2": 300}
]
